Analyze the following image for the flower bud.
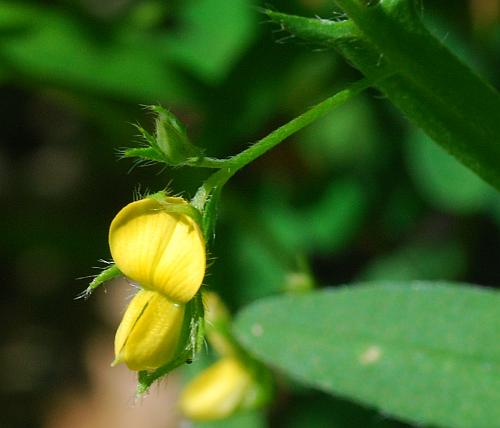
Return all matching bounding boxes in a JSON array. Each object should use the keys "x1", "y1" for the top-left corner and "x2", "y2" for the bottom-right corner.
[
  {"x1": 109, "y1": 196, "x2": 205, "y2": 304},
  {"x1": 204, "y1": 291, "x2": 231, "y2": 326},
  {"x1": 203, "y1": 291, "x2": 235, "y2": 357},
  {"x1": 113, "y1": 289, "x2": 185, "y2": 371},
  {"x1": 180, "y1": 357, "x2": 262, "y2": 421},
  {"x1": 152, "y1": 106, "x2": 202, "y2": 166}
]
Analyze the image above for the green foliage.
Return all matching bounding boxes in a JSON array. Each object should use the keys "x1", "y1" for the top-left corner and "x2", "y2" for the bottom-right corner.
[
  {"x1": 122, "y1": 106, "x2": 204, "y2": 167},
  {"x1": 406, "y1": 130, "x2": 498, "y2": 214},
  {"x1": 261, "y1": 179, "x2": 366, "y2": 254},
  {"x1": 164, "y1": 0, "x2": 257, "y2": 82},
  {"x1": 296, "y1": 96, "x2": 380, "y2": 169},
  {"x1": 195, "y1": 410, "x2": 265, "y2": 428},
  {"x1": 359, "y1": 240, "x2": 467, "y2": 281},
  {"x1": 0, "y1": 2, "x2": 191, "y2": 101},
  {"x1": 235, "y1": 282, "x2": 500, "y2": 428},
  {"x1": 265, "y1": 2, "x2": 500, "y2": 191}
]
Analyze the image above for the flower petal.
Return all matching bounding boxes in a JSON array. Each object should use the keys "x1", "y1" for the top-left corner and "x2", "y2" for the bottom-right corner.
[
  {"x1": 113, "y1": 289, "x2": 185, "y2": 371},
  {"x1": 180, "y1": 357, "x2": 253, "y2": 420},
  {"x1": 109, "y1": 197, "x2": 205, "y2": 303}
]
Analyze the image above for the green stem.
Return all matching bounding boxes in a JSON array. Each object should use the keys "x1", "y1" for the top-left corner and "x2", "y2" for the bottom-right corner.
[
  {"x1": 192, "y1": 77, "x2": 376, "y2": 210},
  {"x1": 187, "y1": 156, "x2": 227, "y2": 168}
]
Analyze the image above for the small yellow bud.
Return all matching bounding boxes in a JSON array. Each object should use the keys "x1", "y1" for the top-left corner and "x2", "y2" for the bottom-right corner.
[
  {"x1": 180, "y1": 357, "x2": 259, "y2": 421},
  {"x1": 204, "y1": 291, "x2": 231, "y2": 326},
  {"x1": 203, "y1": 291, "x2": 235, "y2": 356},
  {"x1": 113, "y1": 289, "x2": 185, "y2": 371},
  {"x1": 109, "y1": 196, "x2": 205, "y2": 304}
]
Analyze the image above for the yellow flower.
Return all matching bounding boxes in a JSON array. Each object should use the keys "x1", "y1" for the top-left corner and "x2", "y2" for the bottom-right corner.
[
  {"x1": 109, "y1": 196, "x2": 205, "y2": 304},
  {"x1": 203, "y1": 291, "x2": 235, "y2": 357},
  {"x1": 204, "y1": 291, "x2": 231, "y2": 326},
  {"x1": 180, "y1": 357, "x2": 260, "y2": 421},
  {"x1": 113, "y1": 289, "x2": 185, "y2": 371}
]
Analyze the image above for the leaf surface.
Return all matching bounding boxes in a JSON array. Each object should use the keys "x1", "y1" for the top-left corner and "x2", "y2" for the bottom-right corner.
[
  {"x1": 235, "y1": 282, "x2": 500, "y2": 428},
  {"x1": 265, "y1": 7, "x2": 500, "y2": 191}
]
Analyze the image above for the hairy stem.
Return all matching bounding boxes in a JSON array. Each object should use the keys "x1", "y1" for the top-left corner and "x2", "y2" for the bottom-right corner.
[{"x1": 192, "y1": 77, "x2": 377, "y2": 210}]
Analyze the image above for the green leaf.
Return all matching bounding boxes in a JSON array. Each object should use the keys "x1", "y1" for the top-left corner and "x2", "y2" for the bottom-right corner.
[
  {"x1": 120, "y1": 147, "x2": 166, "y2": 163},
  {"x1": 359, "y1": 241, "x2": 467, "y2": 281},
  {"x1": 165, "y1": 0, "x2": 257, "y2": 83},
  {"x1": 231, "y1": 224, "x2": 289, "y2": 303},
  {"x1": 406, "y1": 129, "x2": 497, "y2": 214},
  {"x1": 78, "y1": 264, "x2": 121, "y2": 299},
  {"x1": 261, "y1": 179, "x2": 367, "y2": 254},
  {"x1": 0, "y1": 3, "x2": 190, "y2": 102},
  {"x1": 192, "y1": 411, "x2": 265, "y2": 428},
  {"x1": 296, "y1": 95, "x2": 379, "y2": 169},
  {"x1": 234, "y1": 282, "x2": 500, "y2": 428},
  {"x1": 265, "y1": 6, "x2": 500, "y2": 191}
]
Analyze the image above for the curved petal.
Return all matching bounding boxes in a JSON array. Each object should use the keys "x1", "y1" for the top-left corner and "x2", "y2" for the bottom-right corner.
[
  {"x1": 109, "y1": 197, "x2": 205, "y2": 303},
  {"x1": 180, "y1": 357, "x2": 253, "y2": 420},
  {"x1": 113, "y1": 289, "x2": 185, "y2": 371}
]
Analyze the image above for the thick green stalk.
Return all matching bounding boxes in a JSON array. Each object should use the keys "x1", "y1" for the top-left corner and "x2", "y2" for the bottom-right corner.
[
  {"x1": 267, "y1": 2, "x2": 500, "y2": 190},
  {"x1": 192, "y1": 77, "x2": 377, "y2": 210}
]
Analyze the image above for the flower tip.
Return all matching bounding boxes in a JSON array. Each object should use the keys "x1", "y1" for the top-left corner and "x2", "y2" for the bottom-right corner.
[
  {"x1": 113, "y1": 289, "x2": 186, "y2": 372},
  {"x1": 180, "y1": 357, "x2": 255, "y2": 421},
  {"x1": 110, "y1": 355, "x2": 123, "y2": 367}
]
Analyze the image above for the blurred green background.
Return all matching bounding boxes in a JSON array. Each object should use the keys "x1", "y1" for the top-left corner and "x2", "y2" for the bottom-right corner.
[{"x1": 0, "y1": 0, "x2": 498, "y2": 427}]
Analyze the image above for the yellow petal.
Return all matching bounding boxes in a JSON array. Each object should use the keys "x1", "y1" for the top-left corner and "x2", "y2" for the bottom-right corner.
[
  {"x1": 109, "y1": 197, "x2": 205, "y2": 304},
  {"x1": 203, "y1": 291, "x2": 235, "y2": 356},
  {"x1": 113, "y1": 289, "x2": 185, "y2": 371},
  {"x1": 180, "y1": 357, "x2": 254, "y2": 421},
  {"x1": 204, "y1": 291, "x2": 231, "y2": 326}
]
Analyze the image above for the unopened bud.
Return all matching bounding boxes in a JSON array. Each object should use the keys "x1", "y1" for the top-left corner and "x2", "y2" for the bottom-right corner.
[
  {"x1": 204, "y1": 291, "x2": 234, "y2": 356},
  {"x1": 180, "y1": 357, "x2": 265, "y2": 421},
  {"x1": 152, "y1": 106, "x2": 201, "y2": 165}
]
